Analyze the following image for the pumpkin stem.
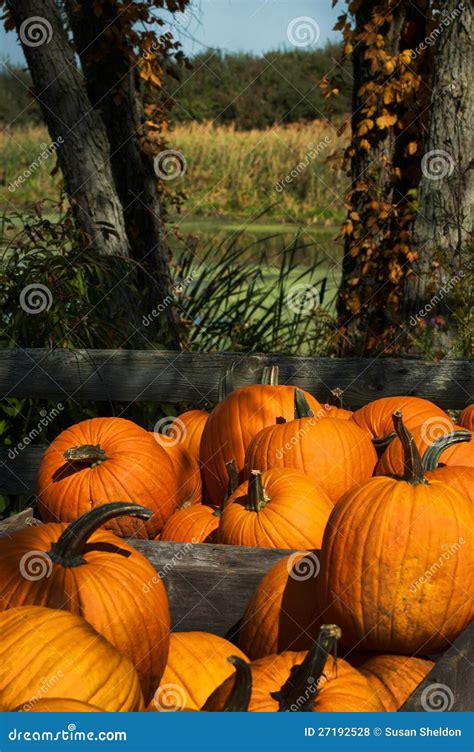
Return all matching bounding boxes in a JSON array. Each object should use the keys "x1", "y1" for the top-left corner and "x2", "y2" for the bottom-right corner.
[
  {"x1": 63, "y1": 444, "x2": 108, "y2": 465},
  {"x1": 48, "y1": 502, "x2": 153, "y2": 567},
  {"x1": 422, "y1": 430, "x2": 471, "y2": 471},
  {"x1": 221, "y1": 657, "x2": 252, "y2": 712},
  {"x1": 217, "y1": 363, "x2": 235, "y2": 402},
  {"x1": 261, "y1": 365, "x2": 279, "y2": 385},
  {"x1": 215, "y1": 460, "x2": 239, "y2": 517},
  {"x1": 392, "y1": 411, "x2": 426, "y2": 484},
  {"x1": 372, "y1": 432, "x2": 397, "y2": 456},
  {"x1": 271, "y1": 624, "x2": 342, "y2": 712},
  {"x1": 294, "y1": 389, "x2": 314, "y2": 419},
  {"x1": 246, "y1": 470, "x2": 268, "y2": 512},
  {"x1": 328, "y1": 387, "x2": 344, "y2": 409}
]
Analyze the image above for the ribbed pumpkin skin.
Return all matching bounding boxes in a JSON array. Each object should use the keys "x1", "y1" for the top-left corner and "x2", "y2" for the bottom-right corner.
[
  {"x1": 317, "y1": 477, "x2": 473, "y2": 654},
  {"x1": 203, "y1": 652, "x2": 384, "y2": 712},
  {"x1": 358, "y1": 655, "x2": 434, "y2": 711},
  {"x1": 0, "y1": 522, "x2": 170, "y2": 705},
  {"x1": 17, "y1": 698, "x2": 102, "y2": 712},
  {"x1": 0, "y1": 607, "x2": 144, "y2": 711},
  {"x1": 245, "y1": 418, "x2": 377, "y2": 504},
  {"x1": 218, "y1": 468, "x2": 332, "y2": 549},
  {"x1": 376, "y1": 424, "x2": 473, "y2": 476},
  {"x1": 200, "y1": 386, "x2": 323, "y2": 505},
  {"x1": 151, "y1": 632, "x2": 248, "y2": 711},
  {"x1": 152, "y1": 433, "x2": 202, "y2": 508},
  {"x1": 353, "y1": 397, "x2": 451, "y2": 439},
  {"x1": 459, "y1": 405, "x2": 474, "y2": 431},
  {"x1": 159, "y1": 504, "x2": 219, "y2": 543},
  {"x1": 425, "y1": 465, "x2": 474, "y2": 503},
  {"x1": 323, "y1": 405, "x2": 353, "y2": 420},
  {"x1": 169, "y1": 409, "x2": 208, "y2": 461},
  {"x1": 37, "y1": 418, "x2": 178, "y2": 538},
  {"x1": 239, "y1": 552, "x2": 322, "y2": 659}
]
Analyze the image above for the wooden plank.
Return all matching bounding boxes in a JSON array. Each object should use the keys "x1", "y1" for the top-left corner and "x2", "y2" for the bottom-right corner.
[
  {"x1": 0, "y1": 446, "x2": 42, "y2": 495},
  {"x1": 0, "y1": 507, "x2": 38, "y2": 537},
  {"x1": 401, "y1": 621, "x2": 474, "y2": 712},
  {"x1": 128, "y1": 540, "x2": 291, "y2": 637},
  {"x1": 0, "y1": 349, "x2": 471, "y2": 409}
]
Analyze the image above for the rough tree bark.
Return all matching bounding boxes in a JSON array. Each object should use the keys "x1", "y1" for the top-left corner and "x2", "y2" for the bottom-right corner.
[
  {"x1": 9, "y1": 0, "x2": 130, "y2": 257},
  {"x1": 404, "y1": 0, "x2": 473, "y2": 324},
  {"x1": 65, "y1": 0, "x2": 181, "y2": 348}
]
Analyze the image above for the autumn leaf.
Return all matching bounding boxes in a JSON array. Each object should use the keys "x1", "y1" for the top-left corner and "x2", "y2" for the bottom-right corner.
[{"x1": 376, "y1": 112, "x2": 397, "y2": 129}]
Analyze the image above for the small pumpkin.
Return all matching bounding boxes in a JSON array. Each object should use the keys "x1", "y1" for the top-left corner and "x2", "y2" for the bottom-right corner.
[
  {"x1": 0, "y1": 503, "x2": 170, "y2": 705},
  {"x1": 458, "y1": 404, "x2": 474, "y2": 431},
  {"x1": 376, "y1": 424, "x2": 473, "y2": 476},
  {"x1": 167, "y1": 409, "x2": 208, "y2": 461},
  {"x1": 422, "y1": 432, "x2": 474, "y2": 502},
  {"x1": 352, "y1": 396, "x2": 452, "y2": 447},
  {"x1": 152, "y1": 432, "x2": 202, "y2": 508},
  {"x1": 218, "y1": 468, "x2": 332, "y2": 549},
  {"x1": 317, "y1": 412, "x2": 473, "y2": 654},
  {"x1": 37, "y1": 417, "x2": 178, "y2": 537},
  {"x1": 357, "y1": 655, "x2": 435, "y2": 711},
  {"x1": 151, "y1": 632, "x2": 249, "y2": 711},
  {"x1": 0, "y1": 606, "x2": 144, "y2": 711},
  {"x1": 239, "y1": 551, "x2": 323, "y2": 659},
  {"x1": 16, "y1": 698, "x2": 102, "y2": 712},
  {"x1": 200, "y1": 383, "x2": 323, "y2": 506},
  {"x1": 245, "y1": 391, "x2": 377, "y2": 504},
  {"x1": 159, "y1": 503, "x2": 219, "y2": 544},
  {"x1": 204, "y1": 624, "x2": 384, "y2": 712}
]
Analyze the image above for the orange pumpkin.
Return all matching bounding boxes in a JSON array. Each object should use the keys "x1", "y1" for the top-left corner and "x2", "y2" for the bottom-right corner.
[
  {"x1": 204, "y1": 625, "x2": 384, "y2": 712},
  {"x1": 16, "y1": 698, "x2": 102, "y2": 712},
  {"x1": 200, "y1": 384, "x2": 323, "y2": 505},
  {"x1": 376, "y1": 424, "x2": 473, "y2": 476},
  {"x1": 0, "y1": 606, "x2": 144, "y2": 711},
  {"x1": 151, "y1": 632, "x2": 249, "y2": 711},
  {"x1": 239, "y1": 551, "x2": 322, "y2": 659},
  {"x1": 422, "y1": 431, "x2": 474, "y2": 502},
  {"x1": 168, "y1": 409, "x2": 208, "y2": 461},
  {"x1": 0, "y1": 503, "x2": 170, "y2": 705},
  {"x1": 245, "y1": 393, "x2": 377, "y2": 504},
  {"x1": 159, "y1": 503, "x2": 219, "y2": 544},
  {"x1": 323, "y1": 405, "x2": 353, "y2": 420},
  {"x1": 37, "y1": 417, "x2": 178, "y2": 538},
  {"x1": 152, "y1": 432, "x2": 202, "y2": 508},
  {"x1": 357, "y1": 655, "x2": 435, "y2": 711},
  {"x1": 459, "y1": 404, "x2": 474, "y2": 431},
  {"x1": 218, "y1": 468, "x2": 332, "y2": 549},
  {"x1": 317, "y1": 412, "x2": 473, "y2": 654},
  {"x1": 352, "y1": 396, "x2": 451, "y2": 443}
]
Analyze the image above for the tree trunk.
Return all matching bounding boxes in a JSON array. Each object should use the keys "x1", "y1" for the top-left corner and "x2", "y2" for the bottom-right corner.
[
  {"x1": 9, "y1": 0, "x2": 130, "y2": 257},
  {"x1": 404, "y1": 0, "x2": 473, "y2": 332},
  {"x1": 65, "y1": 0, "x2": 181, "y2": 348}
]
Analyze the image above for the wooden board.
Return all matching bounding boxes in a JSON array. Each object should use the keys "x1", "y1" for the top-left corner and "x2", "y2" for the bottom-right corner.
[{"x1": 0, "y1": 349, "x2": 471, "y2": 409}]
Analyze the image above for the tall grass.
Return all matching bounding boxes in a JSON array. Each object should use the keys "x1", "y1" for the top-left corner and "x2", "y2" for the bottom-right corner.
[{"x1": 1, "y1": 122, "x2": 348, "y2": 222}]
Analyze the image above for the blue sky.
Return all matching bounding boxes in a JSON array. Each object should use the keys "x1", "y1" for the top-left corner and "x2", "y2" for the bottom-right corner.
[{"x1": 1, "y1": 0, "x2": 341, "y2": 65}]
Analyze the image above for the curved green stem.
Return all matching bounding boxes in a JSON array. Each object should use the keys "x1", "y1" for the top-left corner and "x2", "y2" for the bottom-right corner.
[
  {"x1": 294, "y1": 389, "x2": 314, "y2": 419},
  {"x1": 63, "y1": 444, "x2": 108, "y2": 465},
  {"x1": 246, "y1": 470, "x2": 267, "y2": 512},
  {"x1": 422, "y1": 430, "x2": 472, "y2": 471},
  {"x1": 261, "y1": 365, "x2": 279, "y2": 385},
  {"x1": 215, "y1": 459, "x2": 239, "y2": 517},
  {"x1": 392, "y1": 411, "x2": 426, "y2": 485},
  {"x1": 222, "y1": 657, "x2": 252, "y2": 712},
  {"x1": 372, "y1": 432, "x2": 397, "y2": 455},
  {"x1": 48, "y1": 502, "x2": 153, "y2": 567},
  {"x1": 272, "y1": 624, "x2": 341, "y2": 712}
]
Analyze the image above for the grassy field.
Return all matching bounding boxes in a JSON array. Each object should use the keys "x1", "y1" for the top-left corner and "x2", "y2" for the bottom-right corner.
[{"x1": 1, "y1": 122, "x2": 348, "y2": 223}]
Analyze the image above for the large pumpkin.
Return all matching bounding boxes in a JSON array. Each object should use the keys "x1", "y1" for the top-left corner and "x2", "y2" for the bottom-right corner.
[
  {"x1": 151, "y1": 632, "x2": 249, "y2": 711},
  {"x1": 152, "y1": 432, "x2": 202, "y2": 508},
  {"x1": 200, "y1": 385, "x2": 323, "y2": 505},
  {"x1": 204, "y1": 625, "x2": 384, "y2": 712},
  {"x1": 159, "y1": 504, "x2": 219, "y2": 544},
  {"x1": 0, "y1": 606, "x2": 144, "y2": 711},
  {"x1": 218, "y1": 468, "x2": 332, "y2": 549},
  {"x1": 239, "y1": 551, "x2": 322, "y2": 659},
  {"x1": 245, "y1": 394, "x2": 377, "y2": 503},
  {"x1": 37, "y1": 417, "x2": 178, "y2": 538},
  {"x1": 376, "y1": 424, "x2": 473, "y2": 476},
  {"x1": 459, "y1": 404, "x2": 474, "y2": 431},
  {"x1": 0, "y1": 503, "x2": 170, "y2": 705},
  {"x1": 17, "y1": 698, "x2": 102, "y2": 712},
  {"x1": 317, "y1": 412, "x2": 473, "y2": 654},
  {"x1": 168, "y1": 409, "x2": 208, "y2": 461},
  {"x1": 352, "y1": 396, "x2": 451, "y2": 444},
  {"x1": 357, "y1": 655, "x2": 435, "y2": 711}
]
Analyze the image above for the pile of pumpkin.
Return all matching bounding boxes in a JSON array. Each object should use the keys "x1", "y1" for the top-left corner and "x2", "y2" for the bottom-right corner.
[{"x1": 0, "y1": 369, "x2": 472, "y2": 713}]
